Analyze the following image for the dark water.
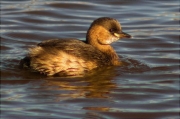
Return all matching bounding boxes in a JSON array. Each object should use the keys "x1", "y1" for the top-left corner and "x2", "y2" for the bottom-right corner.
[{"x1": 1, "y1": 0, "x2": 179, "y2": 119}]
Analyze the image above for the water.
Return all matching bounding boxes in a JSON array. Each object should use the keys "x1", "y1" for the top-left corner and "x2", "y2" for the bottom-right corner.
[{"x1": 1, "y1": 0, "x2": 180, "y2": 119}]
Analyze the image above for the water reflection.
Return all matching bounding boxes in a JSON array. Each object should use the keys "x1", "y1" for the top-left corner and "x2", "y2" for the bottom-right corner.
[
  {"x1": 1, "y1": 0, "x2": 179, "y2": 118},
  {"x1": 39, "y1": 67, "x2": 117, "y2": 99}
]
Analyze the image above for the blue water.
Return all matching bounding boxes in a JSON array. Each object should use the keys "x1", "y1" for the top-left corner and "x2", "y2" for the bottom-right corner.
[{"x1": 1, "y1": 0, "x2": 180, "y2": 119}]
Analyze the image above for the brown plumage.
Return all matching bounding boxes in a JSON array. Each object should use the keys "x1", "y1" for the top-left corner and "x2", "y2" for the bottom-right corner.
[{"x1": 20, "y1": 17, "x2": 131, "y2": 76}]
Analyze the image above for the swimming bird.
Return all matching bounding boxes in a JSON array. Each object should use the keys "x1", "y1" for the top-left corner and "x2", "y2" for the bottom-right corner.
[{"x1": 20, "y1": 17, "x2": 131, "y2": 76}]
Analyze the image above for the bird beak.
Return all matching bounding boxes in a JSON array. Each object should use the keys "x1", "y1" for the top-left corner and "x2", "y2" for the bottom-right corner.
[{"x1": 114, "y1": 31, "x2": 131, "y2": 38}]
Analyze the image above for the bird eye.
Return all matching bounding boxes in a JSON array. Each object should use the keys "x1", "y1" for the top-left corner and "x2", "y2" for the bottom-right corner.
[{"x1": 109, "y1": 28, "x2": 115, "y2": 33}]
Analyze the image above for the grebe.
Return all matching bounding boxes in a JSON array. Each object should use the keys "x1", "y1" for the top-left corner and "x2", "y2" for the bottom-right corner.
[{"x1": 20, "y1": 17, "x2": 131, "y2": 76}]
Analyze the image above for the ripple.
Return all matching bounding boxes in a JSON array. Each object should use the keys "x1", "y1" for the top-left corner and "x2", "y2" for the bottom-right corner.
[{"x1": 1, "y1": 0, "x2": 179, "y2": 118}]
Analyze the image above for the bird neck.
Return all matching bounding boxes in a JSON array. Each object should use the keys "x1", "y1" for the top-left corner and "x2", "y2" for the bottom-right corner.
[
  {"x1": 86, "y1": 25, "x2": 121, "y2": 65},
  {"x1": 86, "y1": 36, "x2": 120, "y2": 66}
]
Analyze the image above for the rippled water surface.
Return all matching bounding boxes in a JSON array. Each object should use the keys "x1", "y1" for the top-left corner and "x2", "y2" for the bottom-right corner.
[{"x1": 1, "y1": 0, "x2": 180, "y2": 119}]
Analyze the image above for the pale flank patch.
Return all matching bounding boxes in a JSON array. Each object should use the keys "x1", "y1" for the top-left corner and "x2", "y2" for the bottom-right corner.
[{"x1": 29, "y1": 47, "x2": 97, "y2": 76}]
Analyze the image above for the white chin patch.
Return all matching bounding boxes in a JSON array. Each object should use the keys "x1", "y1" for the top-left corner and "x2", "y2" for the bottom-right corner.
[{"x1": 104, "y1": 37, "x2": 119, "y2": 44}]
